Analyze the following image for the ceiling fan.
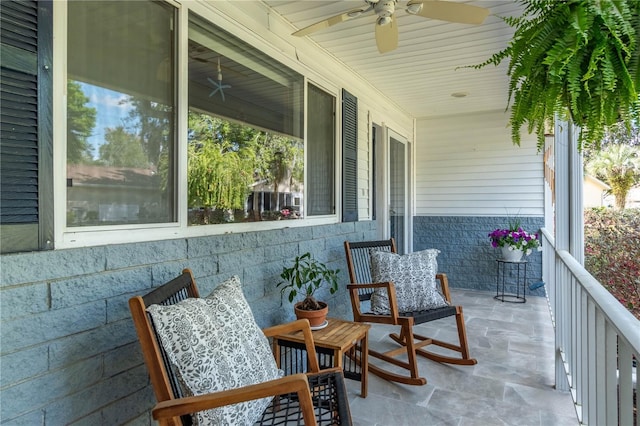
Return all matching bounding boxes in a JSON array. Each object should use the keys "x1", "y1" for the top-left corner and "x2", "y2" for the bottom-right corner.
[{"x1": 292, "y1": 0, "x2": 490, "y2": 53}]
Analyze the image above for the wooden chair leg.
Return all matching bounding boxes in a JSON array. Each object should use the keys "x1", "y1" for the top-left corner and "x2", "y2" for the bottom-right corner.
[
  {"x1": 388, "y1": 311, "x2": 477, "y2": 366},
  {"x1": 365, "y1": 319, "x2": 428, "y2": 386}
]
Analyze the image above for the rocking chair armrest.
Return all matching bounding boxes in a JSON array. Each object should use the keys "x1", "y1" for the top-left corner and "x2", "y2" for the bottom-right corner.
[
  {"x1": 436, "y1": 273, "x2": 452, "y2": 303},
  {"x1": 263, "y1": 319, "x2": 320, "y2": 372},
  {"x1": 152, "y1": 373, "x2": 317, "y2": 426},
  {"x1": 347, "y1": 282, "x2": 400, "y2": 323}
]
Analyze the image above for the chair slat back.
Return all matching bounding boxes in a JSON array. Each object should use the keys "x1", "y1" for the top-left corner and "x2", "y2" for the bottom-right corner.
[
  {"x1": 344, "y1": 239, "x2": 395, "y2": 301},
  {"x1": 129, "y1": 269, "x2": 199, "y2": 425}
]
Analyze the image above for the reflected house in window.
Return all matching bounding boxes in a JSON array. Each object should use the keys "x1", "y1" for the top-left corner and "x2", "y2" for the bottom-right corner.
[{"x1": 67, "y1": 164, "x2": 165, "y2": 225}]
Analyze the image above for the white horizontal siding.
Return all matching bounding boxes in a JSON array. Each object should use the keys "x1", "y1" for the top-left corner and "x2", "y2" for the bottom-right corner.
[
  {"x1": 356, "y1": 104, "x2": 371, "y2": 220},
  {"x1": 415, "y1": 110, "x2": 544, "y2": 216}
]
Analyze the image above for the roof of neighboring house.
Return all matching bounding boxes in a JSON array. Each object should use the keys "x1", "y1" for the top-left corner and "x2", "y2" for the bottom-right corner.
[
  {"x1": 67, "y1": 164, "x2": 159, "y2": 189},
  {"x1": 584, "y1": 174, "x2": 611, "y2": 190}
]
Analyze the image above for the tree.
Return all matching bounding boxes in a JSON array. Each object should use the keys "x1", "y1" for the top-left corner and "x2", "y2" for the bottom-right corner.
[
  {"x1": 586, "y1": 144, "x2": 640, "y2": 209},
  {"x1": 125, "y1": 97, "x2": 172, "y2": 167},
  {"x1": 187, "y1": 113, "x2": 256, "y2": 211},
  {"x1": 99, "y1": 126, "x2": 149, "y2": 168},
  {"x1": 472, "y1": 0, "x2": 640, "y2": 152},
  {"x1": 67, "y1": 80, "x2": 97, "y2": 163}
]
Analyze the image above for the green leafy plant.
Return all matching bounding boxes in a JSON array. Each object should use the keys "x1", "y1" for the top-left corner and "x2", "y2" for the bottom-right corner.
[
  {"x1": 471, "y1": 0, "x2": 639, "y2": 152},
  {"x1": 277, "y1": 253, "x2": 339, "y2": 311},
  {"x1": 584, "y1": 207, "x2": 640, "y2": 319},
  {"x1": 586, "y1": 144, "x2": 640, "y2": 209}
]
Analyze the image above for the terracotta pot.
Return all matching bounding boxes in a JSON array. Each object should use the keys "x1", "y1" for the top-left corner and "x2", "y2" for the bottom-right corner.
[{"x1": 294, "y1": 301, "x2": 328, "y2": 327}]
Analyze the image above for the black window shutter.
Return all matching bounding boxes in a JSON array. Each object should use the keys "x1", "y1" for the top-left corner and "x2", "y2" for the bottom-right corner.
[
  {"x1": 1, "y1": 0, "x2": 53, "y2": 253},
  {"x1": 342, "y1": 89, "x2": 358, "y2": 222}
]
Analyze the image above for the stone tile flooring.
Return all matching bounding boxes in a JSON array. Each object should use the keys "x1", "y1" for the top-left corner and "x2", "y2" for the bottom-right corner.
[{"x1": 345, "y1": 289, "x2": 579, "y2": 426}]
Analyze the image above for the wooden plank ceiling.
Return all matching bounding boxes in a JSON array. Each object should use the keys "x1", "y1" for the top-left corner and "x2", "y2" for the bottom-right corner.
[{"x1": 262, "y1": 0, "x2": 524, "y2": 118}]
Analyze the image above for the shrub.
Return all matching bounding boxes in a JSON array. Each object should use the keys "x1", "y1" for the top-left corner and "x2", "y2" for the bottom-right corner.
[{"x1": 584, "y1": 208, "x2": 640, "y2": 319}]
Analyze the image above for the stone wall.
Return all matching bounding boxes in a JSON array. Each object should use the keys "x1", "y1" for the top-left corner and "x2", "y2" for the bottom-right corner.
[
  {"x1": 0, "y1": 221, "x2": 377, "y2": 425},
  {"x1": 413, "y1": 216, "x2": 545, "y2": 297}
]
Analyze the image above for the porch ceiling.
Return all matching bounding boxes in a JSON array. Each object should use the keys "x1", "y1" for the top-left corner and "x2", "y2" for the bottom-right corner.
[{"x1": 262, "y1": 0, "x2": 524, "y2": 119}]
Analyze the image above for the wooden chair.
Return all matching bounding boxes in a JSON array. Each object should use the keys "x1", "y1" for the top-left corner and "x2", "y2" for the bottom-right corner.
[
  {"x1": 344, "y1": 239, "x2": 477, "y2": 386},
  {"x1": 129, "y1": 269, "x2": 352, "y2": 426}
]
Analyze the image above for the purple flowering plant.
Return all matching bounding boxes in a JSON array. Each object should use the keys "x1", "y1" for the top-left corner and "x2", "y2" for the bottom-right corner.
[{"x1": 489, "y1": 219, "x2": 541, "y2": 255}]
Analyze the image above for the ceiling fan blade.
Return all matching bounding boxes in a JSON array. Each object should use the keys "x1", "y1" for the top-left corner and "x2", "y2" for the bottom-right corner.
[
  {"x1": 292, "y1": 6, "x2": 372, "y2": 37},
  {"x1": 409, "y1": 0, "x2": 489, "y2": 25},
  {"x1": 375, "y1": 17, "x2": 398, "y2": 54}
]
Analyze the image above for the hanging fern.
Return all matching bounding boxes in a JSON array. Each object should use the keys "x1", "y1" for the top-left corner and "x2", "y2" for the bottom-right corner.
[{"x1": 472, "y1": 0, "x2": 639, "y2": 151}]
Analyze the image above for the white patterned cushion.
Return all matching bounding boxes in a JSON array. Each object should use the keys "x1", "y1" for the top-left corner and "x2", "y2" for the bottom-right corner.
[
  {"x1": 369, "y1": 249, "x2": 449, "y2": 314},
  {"x1": 147, "y1": 275, "x2": 282, "y2": 426}
]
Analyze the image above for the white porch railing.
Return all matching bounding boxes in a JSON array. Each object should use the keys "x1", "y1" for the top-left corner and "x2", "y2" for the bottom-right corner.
[{"x1": 541, "y1": 228, "x2": 639, "y2": 426}]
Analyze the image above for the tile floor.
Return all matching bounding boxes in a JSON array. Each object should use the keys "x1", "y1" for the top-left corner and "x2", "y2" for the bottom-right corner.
[{"x1": 344, "y1": 289, "x2": 579, "y2": 426}]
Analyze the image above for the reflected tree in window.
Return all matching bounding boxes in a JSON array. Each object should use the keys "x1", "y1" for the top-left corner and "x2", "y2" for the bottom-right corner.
[
  {"x1": 187, "y1": 112, "x2": 303, "y2": 224},
  {"x1": 99, "y1": 126, "x2": 148, "y2": 168},
  {"x1": 67, "y1": 80, "x2": 96, "y2": 164}
]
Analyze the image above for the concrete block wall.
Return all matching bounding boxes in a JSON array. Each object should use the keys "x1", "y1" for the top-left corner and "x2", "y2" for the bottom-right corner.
[
  {"x1": 0, "y1": 221, "x2": 377, "y2": 425},
  {"x1": 413, "y1": 216, "x2": 545, "y2": 297}
]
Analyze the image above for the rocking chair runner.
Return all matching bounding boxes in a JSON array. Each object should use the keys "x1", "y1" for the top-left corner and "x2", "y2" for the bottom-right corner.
[
  {"x1": 129, "y1": 269, "x2": 352, "y2": 426},
  {"x1": 344, "y1": 239, "x2": 477, "y2": 386}
]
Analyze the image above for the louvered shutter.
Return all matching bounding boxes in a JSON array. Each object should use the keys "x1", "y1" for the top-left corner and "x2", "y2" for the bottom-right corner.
[
  {"x1": 341, "y1": 89, "x2": 358, "y2": 222},
  {"x1": 0, "y1": 0, "x2": 53, "y2": 253}
]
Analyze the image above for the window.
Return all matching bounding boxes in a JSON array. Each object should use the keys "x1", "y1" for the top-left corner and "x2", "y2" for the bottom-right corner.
[
  {"x1": 187, "y1": 13, "x2": 306, "y2": 224},
  {"x1": 57, "y1": 1, "x2": 339, "y2": 247},
  {"x1": 66, "y1": 1, "x2": 177, "y2": 227},
  {"x1": 306, "y1": 84, "x2": 336, "y2": 216}
]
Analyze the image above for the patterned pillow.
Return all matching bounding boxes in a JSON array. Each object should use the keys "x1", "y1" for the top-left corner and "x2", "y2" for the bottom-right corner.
[
  {"x1": 147, "y1": 275, "x2": 282, "y2": 426},
  {"x1": 369, "y1": 249, "x2": 449, "y2": 314}
]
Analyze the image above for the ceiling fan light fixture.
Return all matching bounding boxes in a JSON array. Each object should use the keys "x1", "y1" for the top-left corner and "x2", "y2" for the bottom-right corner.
[
  {"x1": 377, "y1": 15, "x2": 392, "y2": 26},
  {"x1": 406, "y1": 2, "x2": 423, "y2": 15}
]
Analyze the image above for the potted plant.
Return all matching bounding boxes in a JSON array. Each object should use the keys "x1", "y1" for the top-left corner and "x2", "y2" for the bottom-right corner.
[
  {"x1": 277, "y1": 252, "x2": 339, "y2": 328},
  {"x1": 489, "y1": 221, "x2": 541, "y2": 262},
  {"x1": 470, "y1": 0, "x2": 639, "y2": 152}
]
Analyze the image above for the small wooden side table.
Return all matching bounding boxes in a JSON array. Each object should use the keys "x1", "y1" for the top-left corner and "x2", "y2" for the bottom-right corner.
[{"x1": 273, "y1": 318, "x2": 370, "y2": 397}]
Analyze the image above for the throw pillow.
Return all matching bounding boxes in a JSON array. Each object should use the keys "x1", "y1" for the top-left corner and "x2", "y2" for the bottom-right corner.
[
  {"x1": 147, "y1": 275, "x2": 282, "y2": 426},
  {"x1": 369, "y1": 249, "x2": 449, "y2": 314}
]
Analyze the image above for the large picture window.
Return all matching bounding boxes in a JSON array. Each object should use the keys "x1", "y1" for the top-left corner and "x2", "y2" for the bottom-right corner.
[
  {"x1": 66, "y1": 1, "x2": 176, "y2": 227},
  {"x1": 59, "y1": 2, "x2": 339, "y2": 243},
  {"x1": 187, "y1": 13, "x2": 305, "y2": 224}
]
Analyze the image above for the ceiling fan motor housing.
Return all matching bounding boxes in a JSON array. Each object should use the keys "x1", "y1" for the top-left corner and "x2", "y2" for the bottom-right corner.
[{"x1": 375, "y1": 1, "x2": 397, "y2": 17}]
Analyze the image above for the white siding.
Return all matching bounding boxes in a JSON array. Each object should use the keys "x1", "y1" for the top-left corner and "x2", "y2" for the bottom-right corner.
[
  {"x1": 356, "y1": 107, "x2": 372, "y2": 220},
  {"x1": 415, "y1": 110, "x2": 544, "y2": 216}
]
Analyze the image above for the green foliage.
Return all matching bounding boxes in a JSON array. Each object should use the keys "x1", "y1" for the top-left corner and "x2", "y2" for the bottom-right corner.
[
  {"x1": 67, "y1": 80, "x2": 97, "y2": 163},
  {"x1": 126, "y1": 98, "x2": 172, "y2": 167},
  {"x1": 584, "y1": 208, "x2": 640, "y2": 319},
  {"x1": 585, "y1": 144, "x2": 640, "y2": 209},
  {"x1": 99, "y1": 126, "x2": 149, "y2": 168},
  {"x1": 472, "y1": 0, "x2": 639, "y2": 152},
  {"x1": 277, "y1": 253, "x2": 340, "y2": 310},
  {"x1": 187, "y1": 112, "x2": 303, "y2": 219}
]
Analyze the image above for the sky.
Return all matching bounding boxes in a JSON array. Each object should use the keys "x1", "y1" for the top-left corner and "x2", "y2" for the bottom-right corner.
[{"x1": 78, "y1": 82, "x2": 134, "y2": 159}]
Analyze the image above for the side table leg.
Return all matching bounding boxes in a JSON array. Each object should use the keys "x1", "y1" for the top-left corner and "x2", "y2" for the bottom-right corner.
[{"x1": 361, "y1": 334, "x2": 368, "y2": 398}]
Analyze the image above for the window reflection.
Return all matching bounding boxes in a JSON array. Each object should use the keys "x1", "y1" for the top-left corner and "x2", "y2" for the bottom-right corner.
[
  {"x1": 187, "y1": 13, "x2": 305, "y2": 225},
  {"x1": 66, "y1": 1, "x2": 176, "y2": 227}
]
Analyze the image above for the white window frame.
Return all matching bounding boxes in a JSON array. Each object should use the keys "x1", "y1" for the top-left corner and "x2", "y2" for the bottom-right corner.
[{"x1": 53, "y1": 0, "x2": 340, "y2": 249}]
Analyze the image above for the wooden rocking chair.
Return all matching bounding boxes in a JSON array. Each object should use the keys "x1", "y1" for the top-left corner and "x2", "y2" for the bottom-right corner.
[
  {"x1": 344, "y1": 239, "x2": 477, "y2": 386},
  {"x1": 129, "y1": 269, "x2": 352, "y2": 425}
]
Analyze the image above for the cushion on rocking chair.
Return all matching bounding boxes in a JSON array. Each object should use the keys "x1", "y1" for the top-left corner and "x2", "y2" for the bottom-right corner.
[
  {"x1": 147, "y1": 275, "x2": 282, "y2": 426},
  {"x1": 369, "y1": 249, "x2": 449, "y2": 315}
]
